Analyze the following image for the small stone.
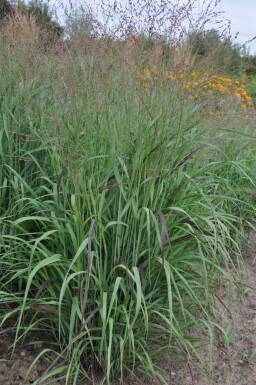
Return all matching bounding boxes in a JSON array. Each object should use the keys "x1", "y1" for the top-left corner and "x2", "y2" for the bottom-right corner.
[
  {"x1": 18, "y1": 364, "x2": 27, "y2": 379},
  {"x1": 20, "y1": 351, "x2": 26, "y2": 357},
  {"x1": 0, "y1": 363, "x2": 7, "y2": 374}
]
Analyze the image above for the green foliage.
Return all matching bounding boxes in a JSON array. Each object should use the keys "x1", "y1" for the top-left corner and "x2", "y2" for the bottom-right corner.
[
  {"x1": 17, "y1": 0, "x2": 63, "y2": 38},
  {"x1": 188, "y1": 29, "x2": 220, "y2": 56},
  {"x1": 0, "y1": 20, "x2": 255, "y2": 385},
  {"x1": 243, "y1": 55, "x2": 256, "y2": 76},
  {"x1": 188, "y1": 29, "x2": 243, "y2": 74},
  {"x1": 0, "y1": 0, "x2": 14, "y2": 22},
  {"x1": 245, "y1": 78, "x2": 256, "y2": 102}
]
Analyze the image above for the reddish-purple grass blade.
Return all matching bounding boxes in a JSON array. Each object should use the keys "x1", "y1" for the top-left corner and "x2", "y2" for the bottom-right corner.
[
  {"x1": 157, "y1": 211, "x2": 172, "y2": 267},
  {"x1": 128, "y1": 274, "x2": 135, "y2": 296},
  {"x1": 31, "y1": 303, "x2": 58, "y2": 314},
  {"x1": 173, "y1": 144, "x2": 205, "y2": 170},
  {"x1": 138, "y1": 262, "x2": 145, "y2": 292}
]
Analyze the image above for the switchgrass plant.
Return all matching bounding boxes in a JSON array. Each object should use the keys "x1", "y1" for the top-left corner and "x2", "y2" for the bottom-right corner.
[{"x1": 0, "y1": 14, "x2": 256, "y2": 385}]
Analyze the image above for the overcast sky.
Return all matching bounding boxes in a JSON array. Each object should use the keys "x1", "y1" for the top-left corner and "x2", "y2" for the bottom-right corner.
[
  {"x1": 217, "y1": 0, "x2": 256, "y2": 54},
  {"x1": 52, "y1": 0, "x2": 256, "y2": 54}
]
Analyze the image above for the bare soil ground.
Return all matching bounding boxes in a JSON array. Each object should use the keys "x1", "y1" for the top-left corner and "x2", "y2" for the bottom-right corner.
[
  {"x1": 170, "y1": 232, "x2": 256, "y2": 385},
  {"x1": 0, "y1": 233, "x2": 255, "y2": 385},
  {"x1": 0, "y1": 327, "x2": 63, "y2": 385}
]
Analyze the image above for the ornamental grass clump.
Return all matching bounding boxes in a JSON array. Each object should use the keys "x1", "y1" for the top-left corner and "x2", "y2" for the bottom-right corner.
[{"x1": 0, "y1": 4, "x2": 255, "y2": 385}]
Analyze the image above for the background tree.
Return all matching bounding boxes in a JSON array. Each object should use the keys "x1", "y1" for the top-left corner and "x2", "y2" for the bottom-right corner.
[
  {"x1": 188, "y1": 29, "x2": 242, "y2": 74},
  {"x1": 17, "y1": 0, "x2": 63, "y2": 37},
  {"x1": 188, "y1": 29, "x2": 221, "y2": 56},
  {"x1": 243, "y1": 55, "x2": 256, "y2": 76},
  {"x1": 0, "y1": 0, "x2": 14, "y2": 22}
]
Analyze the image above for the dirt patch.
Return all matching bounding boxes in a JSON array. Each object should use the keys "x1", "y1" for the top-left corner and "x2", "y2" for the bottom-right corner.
[
  {"x1": 170, "y1": 232, "x2": 256, "y2": 385},
  {"x1": 0, "y1": 327, "x2": 63, "y2": 385}
]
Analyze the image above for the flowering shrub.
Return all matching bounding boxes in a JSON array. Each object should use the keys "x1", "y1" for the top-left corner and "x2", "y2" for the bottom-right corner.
[{"x1": 139, "y1": 68, "x2": 253, "y2": 109}]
